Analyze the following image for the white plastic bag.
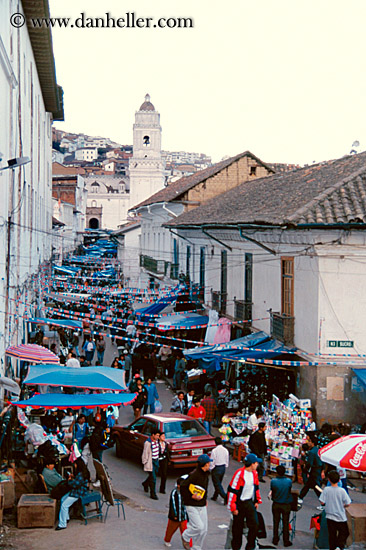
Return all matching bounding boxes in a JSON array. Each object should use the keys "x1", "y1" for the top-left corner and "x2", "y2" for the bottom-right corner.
[{"x1": 154, "y1": 400, "x2": 163, "y2": 413}]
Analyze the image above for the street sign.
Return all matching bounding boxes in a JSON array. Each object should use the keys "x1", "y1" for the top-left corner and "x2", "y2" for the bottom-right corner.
[{"x1": 327, "y1": 340, "x2": 354, "y2": 348}]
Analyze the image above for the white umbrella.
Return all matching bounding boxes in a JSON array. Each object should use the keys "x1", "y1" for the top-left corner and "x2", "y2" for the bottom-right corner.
[
  {"x1": 0, "y1": 377, "x2": 21, "y2": 396},
  {"x1": 319, "y1": 434, "x2": 366, "y2": 472}
]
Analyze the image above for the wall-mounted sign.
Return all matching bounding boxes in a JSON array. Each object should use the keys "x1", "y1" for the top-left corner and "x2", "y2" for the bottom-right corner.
[{"x1": 327, "y1": 340, "x2": 354, "y2": 348}]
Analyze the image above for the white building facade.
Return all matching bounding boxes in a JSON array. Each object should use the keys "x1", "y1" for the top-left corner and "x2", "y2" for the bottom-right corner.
[
  {"x1": 75, "y1": 147, "x2": 98, "y2": 162},
  {"x1": 167, "y1": 153, "x2": 366, "y2": 423},
  {"x1": 0, "y1": 0, "x2": 63, "y2": 372}
]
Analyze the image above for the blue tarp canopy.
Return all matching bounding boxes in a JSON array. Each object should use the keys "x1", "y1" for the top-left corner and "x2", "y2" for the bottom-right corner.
[
  {"x1": 135, "y1": 285, "x2": 185, "y2": 318},
  {"x1": 11, "y1": 392, "x2": 136, "y2": 409},
  {"x1": 53, "y1": 265, "x2": 77, "y2": 276},
  {"x1": 352, "y1": 369, "x2": 366, "y2": 388},
  {"x1": 24, "y1": 365, "x2": 126, "y2": 391},
  {"x1": 29, "y1": 317, "x2": 83, "y2": 330},
  {"x1": 156, "y1": 313, "x2": 209, "y2": 331},
  {"x1": 184, "y1": 331, "x2": 290, "y2": 371}
]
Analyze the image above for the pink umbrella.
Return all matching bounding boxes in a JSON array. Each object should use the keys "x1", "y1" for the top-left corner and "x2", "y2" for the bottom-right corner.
[
  {"x1": 5, "y1": 344, "x2": 60, "y2": 364},
  {"x1": 319, "y1": 434, "x2": 366, "y2": 472}
]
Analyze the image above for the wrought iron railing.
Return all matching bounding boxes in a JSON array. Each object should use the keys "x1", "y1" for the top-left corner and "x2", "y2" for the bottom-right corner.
[{"x1": 270, "y1": 311, "x2": 295, "y2": 345}]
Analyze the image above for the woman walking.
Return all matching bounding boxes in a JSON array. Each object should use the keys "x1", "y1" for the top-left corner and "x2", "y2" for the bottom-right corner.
[
  {"x1": 132, "y1": 378, "x2": 147, "y2": 419},
  {"x1": 159, "y1": 432, "x2": 169, "y2": 494}
]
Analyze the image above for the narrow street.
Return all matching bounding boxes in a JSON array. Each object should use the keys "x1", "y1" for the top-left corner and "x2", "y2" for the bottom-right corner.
[
  {"x1": 3, "y1": 336, "x2": 366, "y2": 550},
  {"x1": 0, "y1": 332, "x2": 356, "y2": 550}
]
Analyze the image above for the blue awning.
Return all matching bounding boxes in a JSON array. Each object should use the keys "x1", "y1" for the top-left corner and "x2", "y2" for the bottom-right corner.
[
  {"x1": 29, "y1": 317, "x2": 83, "y2": 330},
  {"x1": 352, "y1": 369, "x2": 366, "y2": 388},
  {"x1": 11, "y1": 392, "x2": 136, "y2": 409},
  {"x1": 184, "y1": 331, "x2": 291, "y2": 371},
  {"x1": 156, "y1": 313, "x2": 209, "y2": 331},
  {"x1": 24, "y1": 365, "x2": 126, "y2": 391},
  {"x1": 135, "y1": 285, "x2": 185, "y2": 318},
  {"x1": 53, "y1": 265, "x2": 77, "y2": 276}
]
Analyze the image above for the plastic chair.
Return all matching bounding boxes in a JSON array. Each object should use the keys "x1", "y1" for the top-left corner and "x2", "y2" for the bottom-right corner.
[
  {"x1": 92, "y1": 459, "x2": 126, "y2": 522},
  {"x1": 79, "y1": 491, "x2": 103, "y2": 525},
  {"x1": 103, "y1": 489, "x2": 126, "y2": 522}
]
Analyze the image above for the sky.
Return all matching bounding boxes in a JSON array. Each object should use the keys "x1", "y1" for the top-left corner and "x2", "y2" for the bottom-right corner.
[{"x1": 49, "y1": 0, "x2": 366, "y2": 165}]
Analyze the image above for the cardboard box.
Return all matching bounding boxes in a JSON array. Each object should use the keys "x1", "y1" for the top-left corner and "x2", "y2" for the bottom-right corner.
[
  {"x1": 17, "y1": 494, "x2": 56, "y2": 529},
  {"x1": 0, "y1": 479, "x2": 15, "y2": 509},
  {"x1": 347, "y1": 503, "x2": 366, "y2": 544}
]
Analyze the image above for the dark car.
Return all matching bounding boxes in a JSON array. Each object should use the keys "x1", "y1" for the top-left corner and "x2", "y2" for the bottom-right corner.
[{"x1": 112, "y1": 413, "x2": 216, "y2": 468}]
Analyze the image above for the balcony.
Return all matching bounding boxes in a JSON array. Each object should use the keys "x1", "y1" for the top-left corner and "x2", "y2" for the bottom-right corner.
[
  {"x1": 212, "y1": 290, "x2": 227, "y2": 314},
  {"x1": 140, "y1": 255, "x2": 179, "y2": 280},
  {"x1": 140, "y1": 255, "x2": 166, "y2": 275},
  {"x1": 270, "y1": 311, "x2": 295, "y2": 345},
  {"x1": 234, "y1": 299, "x2": 252, "y2": 325}
]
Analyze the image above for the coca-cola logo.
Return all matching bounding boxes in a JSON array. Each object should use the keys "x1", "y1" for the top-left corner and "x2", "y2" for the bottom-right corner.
[{"x1": 349, "y1": 442, "x2": 366, "y2": 468}]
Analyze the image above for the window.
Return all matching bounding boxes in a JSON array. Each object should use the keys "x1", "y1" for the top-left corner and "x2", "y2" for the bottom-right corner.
[
  {"x1": 143, "y1": 420, "x2": 158, "y2": 435},
  {"x1": 199, "y1": 247, "x2": 205, "y2": 298},
  {"x1": 130, "y1": 418, "x2": 146, "y2": 432},
  {"x1": 250, "y1": 166, "x2": 257, "y2": 176},
  {"x1": 220, "y1": 250, "x2": 227, "y2": 313},
  {"x1": 186, "y1": 246, "x2": 191, "y2": 277},
  {"x1": 163, "y1": 420, "x2": 207, "y2": 439},
  {"x1": 244, "y1": 253, "x2": 253, "y2": 303},
  {"x1": 281, "y1": 257, "x2": 294, "y2": 316}
]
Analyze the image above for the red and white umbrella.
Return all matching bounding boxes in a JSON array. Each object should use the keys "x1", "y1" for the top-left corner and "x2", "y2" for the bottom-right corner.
[
  {"x1": 5, "y1": 344, "x2": 60, "y2": 364},
  {"x1": 319, "y1": 434, "x2": 366, "y2": 472}
]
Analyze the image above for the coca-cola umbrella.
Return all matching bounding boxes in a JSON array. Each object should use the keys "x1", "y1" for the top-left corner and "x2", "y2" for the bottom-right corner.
[{"x1": 319, "y1": 434, "x2": 366, "y2": 472}]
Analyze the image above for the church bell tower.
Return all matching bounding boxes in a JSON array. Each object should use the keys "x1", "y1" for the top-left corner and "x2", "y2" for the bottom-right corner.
[{"x1": 129, "y1": 94, "x2": 165, "y2": 208}]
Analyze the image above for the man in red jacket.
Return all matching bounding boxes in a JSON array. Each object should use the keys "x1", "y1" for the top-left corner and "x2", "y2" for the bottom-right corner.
[
  {"x1": 227, "y1": 453, "x2": 263, "y2": 550},
  {"x1": 188, "y1": 397, "x2": 206, "y2": 422}
]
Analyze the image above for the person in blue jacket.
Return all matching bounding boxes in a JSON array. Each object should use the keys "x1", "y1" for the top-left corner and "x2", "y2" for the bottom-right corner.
[{"x1": 144, "y1": 377, "x2": 159, "y2": 414}]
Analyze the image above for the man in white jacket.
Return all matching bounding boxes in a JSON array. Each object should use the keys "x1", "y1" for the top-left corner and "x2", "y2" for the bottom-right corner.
[{"x1": 141, "y1": 428, "x2": 161, "y2": 500}]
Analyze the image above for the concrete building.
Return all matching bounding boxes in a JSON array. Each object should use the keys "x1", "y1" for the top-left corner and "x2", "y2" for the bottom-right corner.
[
  {"x1": 75, "y1": 147, "x2": 98, "y2": 162},
  {"x1": 84, "y1": 174, "x2": 130, "y2": 230},
  {"x1": 114, "y1": 220, "x2": 142, "y2": 287},
  {"x1": 129, "y1": 94, "x2": 166, "y2": 209},
  {"x1": 131, "y1": 151, "x2": 274, "y2": 288},
  {"x1": 166, "y1": 151, "x2": 366, "y2": 423},
  {"x1": 0, "y1": 0, "x2": 63, "y2": 371},
  {"x1": 52, "y1": 174, "x2": 88, "y2": 247}
]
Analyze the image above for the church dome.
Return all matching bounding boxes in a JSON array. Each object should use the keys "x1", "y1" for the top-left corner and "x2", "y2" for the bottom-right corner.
[{"x1": 139, "y1": 94, "x2": 155, "y2": 111}]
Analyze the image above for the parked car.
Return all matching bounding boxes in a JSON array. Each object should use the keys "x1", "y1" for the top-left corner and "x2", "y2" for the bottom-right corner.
[{"x1": 112, "y1": 413, "x2": 216, "y2": 468}]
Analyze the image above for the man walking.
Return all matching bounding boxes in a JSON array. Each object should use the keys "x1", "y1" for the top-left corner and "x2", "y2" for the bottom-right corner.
[
  {"x1": 184, "y1": 389, "x2": 195, "y2": 414},
  {"x1": 141, "y1": 428, "x2": 161, "y2": 500},
  {"x1": 270, "y1": 465, "x2": 293, "y2": 547},
  {"x1": 170, "y1": 391, "x2": 185, "y2": 414},
  {"x1": 319, "y1": 470, "x2": 351, "y2": 550},
  {"x1": 227, "y1": 453, "x2": 263, "y2": 550},
  {"x1": 248, "y1": 422, "x2": 267, "y2": 482},
  {"x1": 298, "y1": 432, "x2": 323, "y2": 504},
  {"x1": 201, "y1": 391, "x2": 217, "y2": 434},
  {"x1": 210, "y1": 436, "x2": 229, "y2": 503},
  {"x1": 143, "y1": 377, "x2": 159, "y2": 414},
  {"x1": 180, "y1": 454, "x2": 211, "y2": 550}
]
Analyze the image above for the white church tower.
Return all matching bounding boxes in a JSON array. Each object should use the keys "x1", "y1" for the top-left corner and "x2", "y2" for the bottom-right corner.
[{"x1": 129, "y1": 94, "x2": 166, "y2": 208}]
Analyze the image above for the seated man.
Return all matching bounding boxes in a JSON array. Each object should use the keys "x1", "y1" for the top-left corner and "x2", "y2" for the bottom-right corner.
[{"x1": 42, "y1": 459, "x2": 64, "y2": 493}]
